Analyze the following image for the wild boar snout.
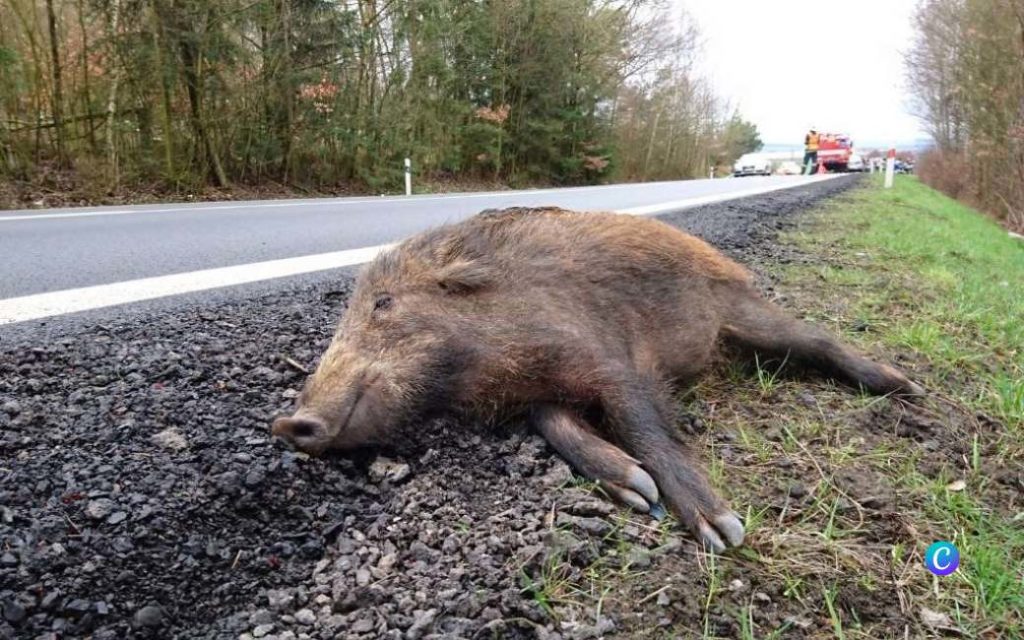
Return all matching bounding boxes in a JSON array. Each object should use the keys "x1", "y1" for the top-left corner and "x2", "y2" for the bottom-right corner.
[
  {"x1": 270, "y1": 241, "x2": 484, "y2": 454},
  {"x1": 271, "y1": 349, "x2": 400, "y2": 454},
  {"x1": 271, "y1": 413, "x2": 329, "y2": 454}
]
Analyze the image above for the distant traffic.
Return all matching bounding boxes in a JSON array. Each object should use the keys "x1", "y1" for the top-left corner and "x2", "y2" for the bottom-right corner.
[{"x1": 733, "y1": 133, "x2": 914, "y2": 178}]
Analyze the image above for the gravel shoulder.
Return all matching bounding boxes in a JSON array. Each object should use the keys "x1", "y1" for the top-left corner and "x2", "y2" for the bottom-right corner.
[{"x1": 1, "y1": 176, "x2": 865, "y2": 639}]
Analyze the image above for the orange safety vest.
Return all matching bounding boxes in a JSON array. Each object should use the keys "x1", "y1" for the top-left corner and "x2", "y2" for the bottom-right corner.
[{"x1": 805, "y1": 132, "x2": 820, "y2": 152}]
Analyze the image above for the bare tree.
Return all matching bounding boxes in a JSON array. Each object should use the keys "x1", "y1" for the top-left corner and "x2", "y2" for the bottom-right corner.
[{"x1": 907, "y1": 0, "x2": 1024, "y2": 230}]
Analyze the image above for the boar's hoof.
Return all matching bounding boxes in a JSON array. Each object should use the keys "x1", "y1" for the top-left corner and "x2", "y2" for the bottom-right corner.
[
  {"x1": 901, "y1": 380, "x2": 927, "y2": 397},
  {"x1": 875, "y1": 364, "x2": 927, "y2": 397},
  {"x1": 697, "y1": 511, "x2": 745, "y2": 553},
  {"x1": 598, "y1": 465, "x2": 661, "y2": 515},
  {"x1": 905, "y1": 380, "x2": 929, "y2": 397}
]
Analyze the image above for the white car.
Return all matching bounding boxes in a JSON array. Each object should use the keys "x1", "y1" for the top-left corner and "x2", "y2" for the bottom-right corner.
[
  {"x1": 847, "y1": 154, "x2": 865, "y2": 172},
  {"x1": 733, "y1": 154, "x2": 772, "y2": 177}
]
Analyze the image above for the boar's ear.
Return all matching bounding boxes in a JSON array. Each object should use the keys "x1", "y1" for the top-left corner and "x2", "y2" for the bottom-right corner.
[{"x1": 436, "y1": 259, "x2": 494, "y2": 294}]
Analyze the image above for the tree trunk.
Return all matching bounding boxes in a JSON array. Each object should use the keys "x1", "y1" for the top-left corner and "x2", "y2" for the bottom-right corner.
[
  {"x1": 7, "y1": 0, "x2": 46, "y2": 163},
  {"x1": 179, "y1": 32, "x2": 228, "y2": 187},
  {"x1": 104, "y1": 0, "x2": 121, "y2": 185},
  {"x1": 44, "y1": 0, "x2": 67, "y2": 166},
  {"x1": 643, "y1": 107, "x2": 661, "y2": 179},
  {"x1": 77, "y1": 0, "x2": 97, "y2": 153},
  {"x1": 151, "y1": 5, "x2": 175, "y2": 181},
  {"x1": 276, "y1": 0, "x2": 293, "y2": 181}
]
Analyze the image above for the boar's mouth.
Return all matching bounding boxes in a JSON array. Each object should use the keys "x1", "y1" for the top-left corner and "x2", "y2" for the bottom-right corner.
[{"x1": 336, "y1": 386, "x2": 364, "y2": 433}]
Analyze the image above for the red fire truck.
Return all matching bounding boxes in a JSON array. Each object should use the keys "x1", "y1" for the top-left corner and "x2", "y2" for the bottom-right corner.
[{"x1": 816, "y1": 133, "x2": 854, "y2": 172}]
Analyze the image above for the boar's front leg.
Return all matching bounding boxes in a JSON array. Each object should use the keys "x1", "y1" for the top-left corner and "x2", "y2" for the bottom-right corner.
[
  {"x1": 603, "y1": 374, "x2": 745, "y2": 553},
  {"x1": 532, "y1": 405, "x2": 662, "y2": 515}
]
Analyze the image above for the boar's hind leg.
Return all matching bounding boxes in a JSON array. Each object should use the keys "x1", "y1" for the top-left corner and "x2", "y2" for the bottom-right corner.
[
  {"x1": 532, "y1": 405, "x2": 661, "y2": 514},
  {"x1": 722, "y1": 294, "x2": 925, "y2": 396},
  {"x1": 604, "y1": 378, "x2": 745, "y2": 553}
]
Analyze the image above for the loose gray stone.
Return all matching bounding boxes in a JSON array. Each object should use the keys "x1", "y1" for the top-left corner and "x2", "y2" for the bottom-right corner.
[
  {"x1": 367, "y1": 457, "x2": 411, "y2": 484},
  {"x1": 85, "y1": 498, "x2": 116, "y2": 520},
  {"x1": 406, "y1": 608, "x2": 438, "y2": 639},
  {"x1": 2, "y1": 601, "x2": 26, "y2": 624},
  {"x1": 293, "y1": 608, "x2": 315, "y2": 626},
  {"x1": 151, "y1": 427, "x2": 188, "y2": 451},
  {"x1": 266, "y1": 589, "x2": 294, "y2": 611},
  {"x1": 133, "y1": 605, "x2": 164, "y2": 628}
]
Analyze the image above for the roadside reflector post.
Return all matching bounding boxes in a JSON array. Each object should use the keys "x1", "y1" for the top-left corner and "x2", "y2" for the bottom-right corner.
[
  {"x1": 710, "y1": 166, "x2": 715, "y2": 179},
  {"x1": 884, "y1": 149, "x2": 895, "y2": 188},
  {"x1": 404, "y1": 157, "x2": 412, "y2": 196}
]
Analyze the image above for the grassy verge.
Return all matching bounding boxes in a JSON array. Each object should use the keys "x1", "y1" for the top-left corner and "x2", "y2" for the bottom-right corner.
[
  {"x1": 720, "y1": 176, "x2": 1024, "y2": 638},
  {"x1": 766, "y1": 175, "x2": 1024, "y2": 638},
  {"x1": 541, "y1": 176, "x2": 1023, "y2": 639}
]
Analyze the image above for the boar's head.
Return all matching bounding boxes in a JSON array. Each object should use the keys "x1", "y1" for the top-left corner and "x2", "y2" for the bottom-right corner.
[{"x1": 271, "y1": 235, "x2": 494, "y2": 454}]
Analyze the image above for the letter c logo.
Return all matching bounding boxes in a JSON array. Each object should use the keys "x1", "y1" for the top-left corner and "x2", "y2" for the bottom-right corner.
[{"x1": 924, "y1": 541, "x2": 959, "y2": 576}]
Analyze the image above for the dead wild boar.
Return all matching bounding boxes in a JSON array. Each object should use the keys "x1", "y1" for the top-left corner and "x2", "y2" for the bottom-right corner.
[{"x1": 272, "y1": 207, "x2": 923, "y2": 551}]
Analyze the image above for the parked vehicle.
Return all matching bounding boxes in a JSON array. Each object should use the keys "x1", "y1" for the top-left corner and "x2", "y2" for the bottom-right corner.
[
  {"x1": 895, "y1": 160, "x2": 914, "y2": 174},
  {"x1": 847, "y1": 154, "x2": 865, "y2": 172},
  {"x1": 816, "y1": 133, "x2": 854, "y2": 172},
  {"x1": 733, "y1": 153, "x2": 773, "y2": 177}
]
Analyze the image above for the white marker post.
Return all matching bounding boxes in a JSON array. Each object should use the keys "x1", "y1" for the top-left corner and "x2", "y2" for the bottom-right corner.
[
  {"x1": 404, "y1": 158, "x2": 412, "y2": 196},
  {"x1": 884, "y1": 148, "x2": 895, "y2": 189}
]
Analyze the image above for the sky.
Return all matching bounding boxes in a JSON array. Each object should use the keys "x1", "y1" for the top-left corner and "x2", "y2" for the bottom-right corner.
[{"x1": 677, "y1": 0, "x2": 927, "y2": 148}]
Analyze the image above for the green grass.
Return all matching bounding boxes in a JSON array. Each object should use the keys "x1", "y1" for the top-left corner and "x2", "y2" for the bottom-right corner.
[
  {"x1": 753, "y1": 353, "x2": 788, "y2": 398},
  {"x1": 819, "y1": 176, "x2": 1023, "y2": 429},
  {"x1": 790, "y1": 176, "x2": 1024, "y2": 636},
  {"x1": 823, "y1": 582, "x2": 846, "y2": 639}
]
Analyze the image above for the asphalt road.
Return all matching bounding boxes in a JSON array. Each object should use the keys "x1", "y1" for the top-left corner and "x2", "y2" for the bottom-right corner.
[{"x1": 0, "y1": 175, "x2": 836, "y2": 333}]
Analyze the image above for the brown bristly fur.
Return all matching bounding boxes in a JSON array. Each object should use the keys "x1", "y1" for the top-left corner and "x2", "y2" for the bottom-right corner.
[{"x1": 272, "y1": 207, "x2": 924, "y2": 550}]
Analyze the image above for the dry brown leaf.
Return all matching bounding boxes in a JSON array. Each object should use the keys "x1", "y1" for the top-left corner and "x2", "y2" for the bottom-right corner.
[
  {"x1": 947, "y1": 479, "x2": 967, "y2": 492},
  {"x1": 920, "y1": 607, "x2": 953, "y2": 628}
]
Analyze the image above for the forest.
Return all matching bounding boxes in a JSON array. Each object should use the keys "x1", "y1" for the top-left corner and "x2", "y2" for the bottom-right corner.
[
  {"x1": 907, "y1": 0, "x2": 1024, "y2": 232},
  {"x1": 0, "y1": 0, "x2": 762, "y2": 203}
]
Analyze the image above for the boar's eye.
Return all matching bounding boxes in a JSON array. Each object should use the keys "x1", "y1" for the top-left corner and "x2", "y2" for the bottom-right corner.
[{"x1": 373, "y1": 294, "x2": 393, "y2": 312}]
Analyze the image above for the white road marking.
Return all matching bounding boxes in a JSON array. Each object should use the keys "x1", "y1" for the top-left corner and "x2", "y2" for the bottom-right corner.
[
  {"x1": 0, "y1": 245, "x2": 394, "y2": 325},
  {"x1": 0, "y1": 175, "x2": 841, "y2": 325}
]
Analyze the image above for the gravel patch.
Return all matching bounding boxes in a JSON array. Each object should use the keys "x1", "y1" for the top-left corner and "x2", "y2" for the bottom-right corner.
[{"x1": 0, "y1": 176, "x2": 861, "y2": 639}]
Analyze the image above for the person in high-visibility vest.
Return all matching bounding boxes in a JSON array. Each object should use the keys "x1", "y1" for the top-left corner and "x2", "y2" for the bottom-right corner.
[{"x1": 802, "y1": 128, "x2": 820, "y2": 174}]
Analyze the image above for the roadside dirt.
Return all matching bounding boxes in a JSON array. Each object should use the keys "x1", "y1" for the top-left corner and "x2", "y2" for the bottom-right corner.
[
  {"x1": 0, "y1": 168, "x2": 536, "y2": 211},
  {"x1": 2, "y1": 175, "x2": 961, "y2": 640}
]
